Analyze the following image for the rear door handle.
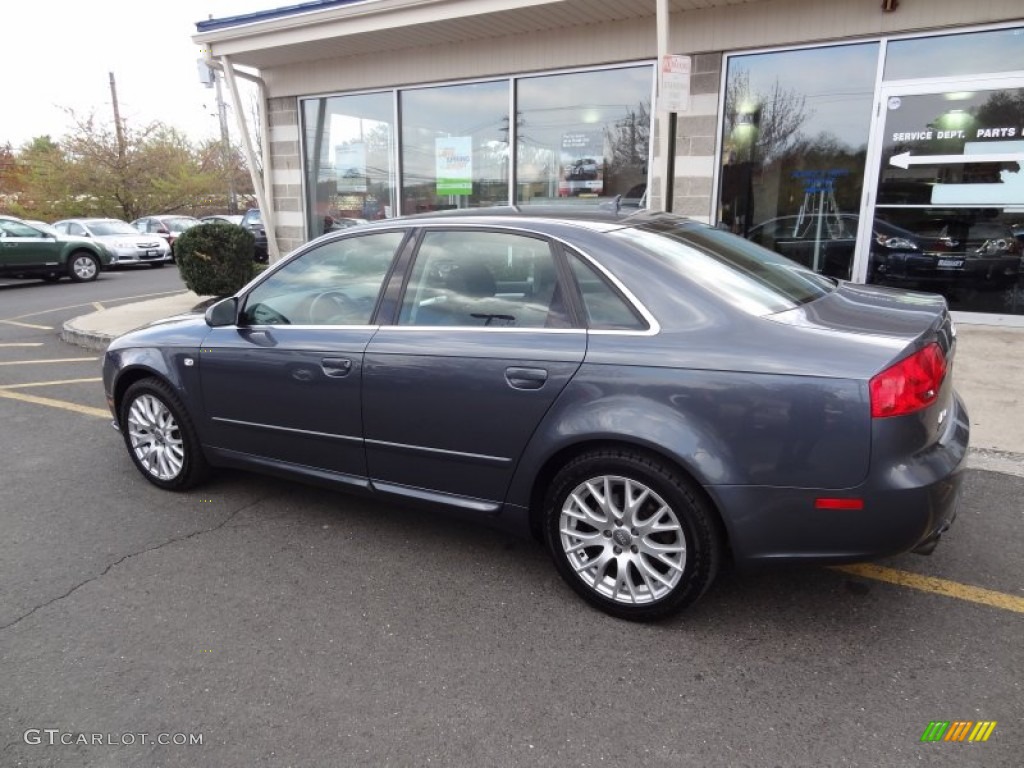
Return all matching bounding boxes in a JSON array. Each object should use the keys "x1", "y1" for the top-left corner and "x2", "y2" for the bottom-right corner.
[
  {"x1": 505, "y1": 366, "x2": 547, "y2": 390},
  {"x1": 321, "y1": 357, "x2": 353, "y2": 378}
]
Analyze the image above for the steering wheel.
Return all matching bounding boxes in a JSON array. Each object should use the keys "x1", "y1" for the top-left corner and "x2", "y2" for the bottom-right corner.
[{"x1": 309, "y1": 290, "x2": 358, "y2": 324}]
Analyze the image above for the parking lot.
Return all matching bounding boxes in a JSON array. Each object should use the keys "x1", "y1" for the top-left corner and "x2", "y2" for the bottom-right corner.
[{"x1": 1, "y1": 271, "x2": 1022, "y2": 767}]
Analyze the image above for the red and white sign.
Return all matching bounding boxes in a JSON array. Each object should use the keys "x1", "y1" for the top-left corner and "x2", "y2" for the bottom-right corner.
[{"x1": 659, "y1": 54, "x2": 692, "y2": 113}]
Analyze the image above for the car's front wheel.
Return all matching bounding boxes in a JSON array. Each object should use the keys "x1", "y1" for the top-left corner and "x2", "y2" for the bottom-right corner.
[
  {"x1": 67, "y1": 252, "x2": 100, "y2": 282},
  {"x1": 119, "y1": 379, "x2": 208, "y2": 490},
  {"x1": 544, "y1": 449, "x2": 722, "y2": 621}
]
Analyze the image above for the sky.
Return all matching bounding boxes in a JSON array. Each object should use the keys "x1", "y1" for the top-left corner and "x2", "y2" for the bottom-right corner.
[{"x1": 2, "y1": 1, "x2": 285, "y2": 149}]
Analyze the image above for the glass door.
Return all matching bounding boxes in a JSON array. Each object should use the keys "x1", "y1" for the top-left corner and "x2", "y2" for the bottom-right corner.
[{"x1": 857, "y1": 75, "x2": 1024, "y2": 318}]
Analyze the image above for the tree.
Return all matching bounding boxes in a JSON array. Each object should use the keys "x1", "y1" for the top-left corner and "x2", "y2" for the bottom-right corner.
[{"x1": 10, "y1": 112, "x2": 253, "y2": 221}]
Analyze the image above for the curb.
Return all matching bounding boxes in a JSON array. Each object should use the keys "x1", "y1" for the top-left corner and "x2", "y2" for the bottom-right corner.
[{"x1": 60, "y1": 320, "x2": 116, "y2": 351}]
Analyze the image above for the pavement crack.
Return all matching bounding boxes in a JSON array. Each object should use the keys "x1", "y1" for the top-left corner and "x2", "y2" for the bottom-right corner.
[{"x1": 0, "y1": 493, "x2": 276, "y2": 633}]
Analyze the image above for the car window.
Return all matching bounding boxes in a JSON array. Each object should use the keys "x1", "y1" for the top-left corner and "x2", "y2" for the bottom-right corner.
[
  {"x1": 616, "y1": 222, "x2": 835, "y2": 314},
  {"x1": 53, "y1": 222, "x2": 69, "y2": 234},
  {"x1": 567, "y1": 253, "x2": 647, "y2": 331},
  {"x1": 397, "y1": 230, "x2": 570, "y2": 328},
  {"x1": 241, "y1": 232, "x2": 404, "y2": 326},
  {"x1": 90, "y1": 221, "x2": 137, "y2": 236},
  {"x1": 0, "y1": 219, "x2": 42, "y2": 238},
  {"x1": 68, "y1": 223, "x2": 87, "y2": 236}
]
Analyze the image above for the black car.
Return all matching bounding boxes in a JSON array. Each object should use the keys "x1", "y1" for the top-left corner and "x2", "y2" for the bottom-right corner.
[
  {"x1": 103, "y1": 210, "x2": 967, "y2": 621},
  {"x1": 240, "y1": 208, "x2": 269, "y2": 263}
]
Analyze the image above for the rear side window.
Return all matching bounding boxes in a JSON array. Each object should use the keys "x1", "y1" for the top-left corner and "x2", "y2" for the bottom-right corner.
[
  {"x1": 614, "y1": 223, "x2": 834, "y2": 314},
  {"x1": 568, "y1": 254, "x2": 647, "y2": 331}
]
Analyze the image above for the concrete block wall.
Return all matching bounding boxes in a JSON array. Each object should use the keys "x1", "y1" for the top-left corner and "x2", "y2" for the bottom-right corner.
[
  {"x1": 650, "y1": 52, "x2": 722, "y2": 223},
  {"x1": 267, "y1": 96, "x2": 305, "y2": 257}
]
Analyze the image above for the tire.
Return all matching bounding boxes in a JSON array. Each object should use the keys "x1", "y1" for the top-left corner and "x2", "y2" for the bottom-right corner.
[
  {"x1": 119, "y1": 378, "x2": 209, "y2": 490},
  {"x1": 67, "y1": 252, "x2": 100, "y2": 282},
  {"x1": 544, "y1": 449, "x2": 722, "y2": 621}
]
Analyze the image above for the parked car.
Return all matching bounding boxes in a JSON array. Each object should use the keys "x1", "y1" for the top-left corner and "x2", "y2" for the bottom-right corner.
[
  {"x1": 130, "y1": 215, "x2": 200, "y2": 259},
  {"x1": 200, "y1": 214, "x2": 244, "y2": 226},
  {"x1": 0, "y1": 215, "x2": 111, "y2": 282},
  {"x1": 103, "y1": 209, "x2": 967, "y2": 621},
  {"x1": 240, "y1": 208, "x2": 269, "y2": 262},
  {"x1": 23, "y1": 220, "x2": 59, "y2": 236},
  {"x1": 53, "y1": 218, "x2": 171, "y2": 268}
]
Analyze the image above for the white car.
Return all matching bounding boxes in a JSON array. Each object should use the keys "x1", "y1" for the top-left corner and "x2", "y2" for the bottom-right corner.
[{"x1": 52, "y1": 218, "x2": 172, "y2": 267}]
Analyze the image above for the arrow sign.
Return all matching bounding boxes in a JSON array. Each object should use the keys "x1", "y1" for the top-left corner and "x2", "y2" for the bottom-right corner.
[{"x1": 890, "y1": 151, "x2": 1024, "y2": 169}]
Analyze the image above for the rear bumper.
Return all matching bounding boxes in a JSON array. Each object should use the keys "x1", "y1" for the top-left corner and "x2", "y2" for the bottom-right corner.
[{"x1": 713, "y1": 393, "x2": 969, "y2": 565}]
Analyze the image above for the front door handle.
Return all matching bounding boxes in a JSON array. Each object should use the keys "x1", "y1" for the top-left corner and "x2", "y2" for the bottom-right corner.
[
  {"x1": 505, "y1": 366, "x2": 547, "y2": 390},
  {"x1": 321, "y1": 357, "x2": 353, "y2": 378}
]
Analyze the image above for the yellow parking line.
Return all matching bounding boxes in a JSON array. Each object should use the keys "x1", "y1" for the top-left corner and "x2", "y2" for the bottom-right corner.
[
  {"x1": 832, "y1": 563, "x2": 1024, "y2": 614},
  {"x1": 0, "y1": 319, "x2": 53, "y2": 330},
  {"x1": 0, "y1": 342, "x2": 45, "y2": 347},
  {"x1": 0, "y1": 377, "x2": 102, "y2": 389},
  {"x1": 0, "y1": 388, "x2": 109, "y2": 418},
  {"x1": 0, "y1": 357, "x2": 97, "y2": 366}
]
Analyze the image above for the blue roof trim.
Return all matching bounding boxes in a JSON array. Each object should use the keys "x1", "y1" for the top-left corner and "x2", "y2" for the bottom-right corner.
[{"x1": 195, "y1": 0, "x2": 365, "y2": 32}]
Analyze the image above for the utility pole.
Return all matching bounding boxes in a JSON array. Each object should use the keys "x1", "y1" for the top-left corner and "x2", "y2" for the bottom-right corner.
[
  {"x1": 214, "y1": 71, "x2": 238, "y2": 213},
  {"x1": 109, "y1": 72, "x2": 126, "y2": 160}
]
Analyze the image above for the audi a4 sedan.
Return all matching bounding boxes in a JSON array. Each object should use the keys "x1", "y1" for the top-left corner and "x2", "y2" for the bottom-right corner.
[{"x1": 103, "y1": 210, "x2": 968, "y2": 620}]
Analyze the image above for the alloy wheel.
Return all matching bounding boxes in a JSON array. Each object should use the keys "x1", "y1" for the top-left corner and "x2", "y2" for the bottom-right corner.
[{"x1": 126, "y1": 394, "x2": 185, "y2": 480}]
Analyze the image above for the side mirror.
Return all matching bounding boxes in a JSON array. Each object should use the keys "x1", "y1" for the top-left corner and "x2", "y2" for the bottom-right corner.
[{"x1": 205, "y1": 297, "x2": 239, "y2": 327}]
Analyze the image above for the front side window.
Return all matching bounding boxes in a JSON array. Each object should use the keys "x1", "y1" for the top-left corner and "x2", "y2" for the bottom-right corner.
[
  {"x1": 0, "y1": 219, "x2": 42, "y2": 238},
  {"x1": 718, "y1": 43, "x2": 878, "y2": 280},
  {"x1": 242, "y1": 232, "x2": 405, "y2": 326},
  {"x1": 398, "y1": 230, "x2": 568, "y2": 328}
]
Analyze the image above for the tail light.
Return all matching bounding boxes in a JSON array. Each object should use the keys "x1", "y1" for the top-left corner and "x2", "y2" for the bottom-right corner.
[{"x1": 869, "y1": 342, "x2": 947, "y2": 418}]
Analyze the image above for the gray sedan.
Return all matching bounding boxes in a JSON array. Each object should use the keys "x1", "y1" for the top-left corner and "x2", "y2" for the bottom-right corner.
[{"x1": 102, "y1": 210, "x2": 968, "y2": 620}]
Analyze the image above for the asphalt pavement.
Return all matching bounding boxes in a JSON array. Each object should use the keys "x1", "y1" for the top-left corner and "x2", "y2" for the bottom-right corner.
[{"x1": 61, "y1": 289, "x2": 1024, "y2": 468}]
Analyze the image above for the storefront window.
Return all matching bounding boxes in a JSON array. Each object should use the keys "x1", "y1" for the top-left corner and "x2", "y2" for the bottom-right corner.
[
  {"x1": 885, "y1": 27, "x2": 1024, "y2": 81},
  {"x1": 870, "y1": 85, "x2": 1024, "y2": 314},
  {"x1": 302, "y1": 92, "x2": 396, "y2": 238},
  {"x1": 399, "y1": 81, "x2": 509, "y2": 212},
  {"x1": 515, "y1": 66, "x2": 653, "y2": 208},
  {"x1": 718, "y1": 43, "x2": 878, "y2": 279}
]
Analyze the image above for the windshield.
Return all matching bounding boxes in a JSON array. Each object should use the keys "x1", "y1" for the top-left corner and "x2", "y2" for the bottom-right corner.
[
  {"x1": 612, "y1": 222, "x2": 835, "y2": 315},
  {"x1": 89, "y1": 221, "x2": 138, "y2": 236},
  {"x1": 166, "y1": 218, "x2": 198, "y2": 233}
]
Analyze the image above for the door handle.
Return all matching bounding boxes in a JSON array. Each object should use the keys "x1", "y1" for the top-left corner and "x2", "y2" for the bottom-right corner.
[
  {"x1": 505, "y1": 366, "x2": 547, "y2": 390},
  {"x1": 321, "y1": 357, "x2": 353, "y2": 378}
]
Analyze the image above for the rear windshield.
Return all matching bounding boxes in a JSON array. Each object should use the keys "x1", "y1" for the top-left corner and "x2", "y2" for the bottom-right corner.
[{"x1": 611, "y1": 222, "x2": 835, "y2": 315}]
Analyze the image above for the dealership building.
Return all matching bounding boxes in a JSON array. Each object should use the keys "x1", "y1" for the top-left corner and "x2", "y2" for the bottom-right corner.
[{"x1": 194, "y1": 0, "x2": 1024, "y2": 322}]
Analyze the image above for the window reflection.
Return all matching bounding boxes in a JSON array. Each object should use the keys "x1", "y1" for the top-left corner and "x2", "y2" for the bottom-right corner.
[
  {"x1": 302, "y1": 93, "x2": 396, "y2": 239},
  {"x1": 885, "y1": 27, "x2": 1024, "y2": 81},
  {"x1": 718, "y1": 43, "x2": 878, "y2": 279},
  {"x1": 399, "y1": 81, "x2": 509, "y2": 212},
  {"x1": 515, "y1": 66, "x2": 652, "y2": 208}
]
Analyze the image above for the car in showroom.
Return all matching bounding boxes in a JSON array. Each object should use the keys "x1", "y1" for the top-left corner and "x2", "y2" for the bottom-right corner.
[
  {"x1": 130, "y1": 215, "x2": 200, "y2": 259},
  {"x1": 102, "y1": 209, "x2": 968, "y2": 620},
  {"x1": 0, "y1": 214, "x2": 111, "y2": 282},
  {"x1": 53, "y1": 218, "x2": 171, "y2": 268}
]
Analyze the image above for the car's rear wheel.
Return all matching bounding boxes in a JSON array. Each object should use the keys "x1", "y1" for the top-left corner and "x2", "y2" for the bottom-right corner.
[
  {"x1": 67, "y1": 252, "x2": 100, "y2": 282},
  {"x1": 120, "y1": 379, "x2": 208, "y2": 490},
  {"x1": 544, "y1": 449, "x2": 721, "y2": 621}
]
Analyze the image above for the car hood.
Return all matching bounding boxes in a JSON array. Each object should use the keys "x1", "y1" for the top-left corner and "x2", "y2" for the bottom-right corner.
[
  {"x1": 107, "y1": 311, "x2": 211, "y2": 351},
  {"x1": 94, "y1": 233, "x2": 167, "y2": 247}
]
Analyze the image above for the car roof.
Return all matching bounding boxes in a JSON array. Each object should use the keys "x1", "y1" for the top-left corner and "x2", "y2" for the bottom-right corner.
[{"x1": 394, "y1": 206, "x2": 686, "y2": 233}]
